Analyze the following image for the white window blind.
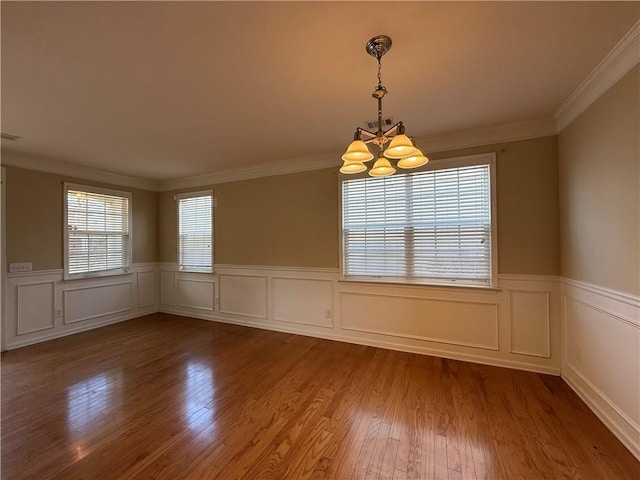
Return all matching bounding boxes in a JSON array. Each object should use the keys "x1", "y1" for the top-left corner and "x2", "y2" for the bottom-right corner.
[
  {"x1": 65, "y1": 185, "x2": 131, "y2": 277},
  {"x1": 341, "y1": 160, "x2": 493, "y2": 286},
  {"x1": 178, "y1": 192, "x2": 213, "y2": 272}
]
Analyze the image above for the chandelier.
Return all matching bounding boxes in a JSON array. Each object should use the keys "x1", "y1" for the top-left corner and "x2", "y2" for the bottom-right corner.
[{"x1": 340, "y1": 35, "x2": 429, "y2": 177}]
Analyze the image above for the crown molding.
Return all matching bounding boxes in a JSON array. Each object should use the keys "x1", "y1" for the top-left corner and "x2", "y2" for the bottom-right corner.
[
  {"x1": 555, "y1": 19, "x2": 640, "y2": 132},
  {"x1": 1, "y1": 149, "x2": 160, "y2": 191},
  {"x1": 157, "y1": 152, "x2": 341, "y2": 191},
  {"x1": 158, "y1": 118, "x2": 556, "y2": 191},
  {"x1": 2, "y1": 118, "x2": 556, "y2": 193},
  {"x1": 415, "y1": 118, "x2": 557, "y2": 154}
]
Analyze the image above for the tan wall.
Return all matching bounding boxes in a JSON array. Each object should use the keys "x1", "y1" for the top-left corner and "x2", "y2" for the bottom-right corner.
[
  {"x1": 158, "y1": 169, "x2": 340, "y2": 268},
  {"x1": 216, "y1": 169, "x2": 339, "y2": 267},
  {"x1": 429, "y1": 136, "x2": 560, "y2": 275},
  {"x1": 6, "y1": 136, "x2": 559, "y2": 275},
  {"x1": 5, "y1": 166, "x2": 158, "y2": 270},
  {"x1": 558, "y1": 65, "x2": 639, "y2": 295},
  {"x1": 159, "y1": 136, "x2": 559, "y2": 274}
]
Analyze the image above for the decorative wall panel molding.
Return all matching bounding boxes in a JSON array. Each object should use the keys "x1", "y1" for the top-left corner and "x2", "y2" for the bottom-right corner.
[
  {"x1": 509, "y1": 290, "x2": 551, "y2": 357},
  {"x1": 16, "y1": 281, "x2": 56, "y2": 335},
  {"x1": 219, "y1": 274, "x2": 267, "y2": 318},
  {"x1": 137, "y1": 271, "x2": 156, "y2": 308},
  {"x1": 561, "y1": 279, "x2": 640, "y2": 460},
  {"x1": 271, "y1": 277, "x2": 333, "y2": 328},
  {"x1": 340, "y1": 291, "x2": 499, "y2": 350},
  {"x1": 64, "y1": 281, "x2": 132, "y2": 324},
  {"x1": 176, "y1": 274, "x2": 215, "y2": 311},
  {"x1": 4, "y1": 264, "x2": 159, "y2": 350},
  {"x1": 160, "y1": 271, "x2": 176, "y2": 306},
  {"x1": 158, "y1": 265, "x2": 561, "y2": 375}
]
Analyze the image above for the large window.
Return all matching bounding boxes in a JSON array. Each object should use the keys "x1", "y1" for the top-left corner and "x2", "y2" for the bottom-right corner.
[
  {"x1": 65, "y1": 184, "x2": 132, "y2": 278},
  {"x1": 177, "y1": 191, "x2": 213, "y2": 272},
  {"x1": 341, "y1": 154, "x2": 496, "y2": 287}
]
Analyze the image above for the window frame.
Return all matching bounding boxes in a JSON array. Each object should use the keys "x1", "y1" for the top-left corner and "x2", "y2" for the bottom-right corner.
[
  {"x1": 339, "y1": 152, "x2": 497, "y2": 289},
  {"x1": 63, "y1": 182, "x2": 133, "y2": 280},
  {"x1": 176, "y1": 190, "x2": 214, "y2": 274}
]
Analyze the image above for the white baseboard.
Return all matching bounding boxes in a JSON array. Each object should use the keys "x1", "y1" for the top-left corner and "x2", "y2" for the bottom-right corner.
[
  {"x1": 562, "y1": 365, "x2": 640, "y2": 461},
  {"x1": 5, "y1": 306, "x2": 157, "y2": 350}
]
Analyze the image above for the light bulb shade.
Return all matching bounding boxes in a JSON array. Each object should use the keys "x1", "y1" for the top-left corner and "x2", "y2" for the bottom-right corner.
[
  {"x1": 397, "y1": 149, "x2": 429, "y2": 169},
  {"x1": 384, "y1": 134, "x2": 417, "y2": 159},
  {"x1": 342, "y1": 140, "x2": 374, "y2": 162},
  {"x1": 339, "y1": 161, "x2": 367, "y2": 174},
  {"x1": 369, "y1": 157, "x2": 396, "y2": 177}
]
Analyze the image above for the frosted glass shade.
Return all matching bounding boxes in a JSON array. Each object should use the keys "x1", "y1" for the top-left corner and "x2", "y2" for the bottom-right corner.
[
  {"x1": 397, "y1": 149, "x2": 429, "y2": 169},
  {"x1": 369, "y1": 157, "x2": 396, "y2": 177},
  {"x1": 384, "y1": 134, "x2": 416, "y2": 159},
  {"x1": 340, "y1": 161, "x2": 367, "y2": 174},
  {"x1": 341, "y1": 140, "x2": 374, "y2": 162}
]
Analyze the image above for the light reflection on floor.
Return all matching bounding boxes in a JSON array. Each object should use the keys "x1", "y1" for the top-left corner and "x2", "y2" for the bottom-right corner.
[
  {"x1": 66, "y1": 373, "x2": 111, "y2": 433},
  {"x1": 66, "y1": 372, "x2": 115, "y2": 461},
  {"x1": 184, "y1": 361, "x2": 215, "y2": 432}
]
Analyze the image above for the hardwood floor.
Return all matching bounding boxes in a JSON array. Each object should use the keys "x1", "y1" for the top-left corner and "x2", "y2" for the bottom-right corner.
[{"x1": 2, "y1": 314, "x2": 638, "y2": 480}]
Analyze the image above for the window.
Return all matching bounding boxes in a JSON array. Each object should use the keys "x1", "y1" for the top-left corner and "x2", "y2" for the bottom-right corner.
[
  {"x1": 341, "y1": 153, "x2": 496, "y2": 287},
  {"x1": 177, "y1": 191, "x2": 213, "y2": 272},
  {"x1": 65, "y1": 184, "x2": 132, "y2": 278}
]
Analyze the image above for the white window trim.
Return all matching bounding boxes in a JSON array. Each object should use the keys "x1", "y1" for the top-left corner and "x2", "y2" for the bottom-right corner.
[
  {"x1": 339, "y1": 152, "x2": 497, "y2": 289},
  {"x1": 63, "y1": 182, "x2": 133, "y2": 280},
  {"x1": 176, "y1": 190, "x2": 214, "y2": 274}
]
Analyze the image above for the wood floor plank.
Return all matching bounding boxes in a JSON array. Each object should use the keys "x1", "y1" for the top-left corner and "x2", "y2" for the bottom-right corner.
[{"x1": 2, "y1": 313, "x2": 639, "y2": 480}]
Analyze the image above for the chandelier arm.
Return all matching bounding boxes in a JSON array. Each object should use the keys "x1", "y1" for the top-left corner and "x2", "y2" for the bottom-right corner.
[
  {"x1": 357, "y1": 128, "x2": 378, "y2": 139},
  {"x1": 382, "y1": 121, "x2": 403, "y2": 138}
]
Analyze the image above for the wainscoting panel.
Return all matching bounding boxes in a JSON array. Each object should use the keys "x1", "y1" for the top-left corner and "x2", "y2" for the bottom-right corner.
[
  {"x1": 137, "y1": 271, "x2": 156, "y2": 308},
  {"x1": 16, "y1": 281, "x2": 55, "y2": 335},
  {"x1": 340, "y1": 292, "x2": 499, "y2": 350},
  {"x1": 4, "y1": 264, "x2": 159, "y2": 350},
  {"x1": 509, "y1": 290, "x2": 551, "y2": 357},
  {"x1": 271, "y1": 277, "x2": 333, "y2": 328},
  {"x1": 160, "y1": 271, "x2": 176, "y2": 306},
  {"x1": 562, "y1": 279, "x2": 640, "y2": 460},
  {"x1": 64, "y1": 281, "x2": 132, "y2": 324},
  {"x1": 219, "y1": 274, "x2": 267, "y2": 319},
  {"x1": 158, "y1": 266, "x2": 560, "y2": 375},
  {"x1": 176, "y1": 275, "x2": 215, "y2": 311}
]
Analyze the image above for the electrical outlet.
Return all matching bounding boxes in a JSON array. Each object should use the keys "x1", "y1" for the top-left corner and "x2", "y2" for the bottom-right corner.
[
  {"x1": 55, "y1": 309, "x2": 62, "y2": 318},
  {"x1": 9, "y1": 262, "x2": 32, "y2": 273},
  {"x1": 576, "y1": 348, "x2": 582, "y2": 363},
  {"x1": 325, "y1": 309, "x2": 332, "y2": 319}
]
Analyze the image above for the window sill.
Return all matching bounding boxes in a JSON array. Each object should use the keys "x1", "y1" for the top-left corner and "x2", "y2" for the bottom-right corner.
[
  {"x1": 339, "y1": 276, "x2": 500, "y2": 293},
  {"x1": 64, "y1": 268, "x2": 132, "y2": 282}
]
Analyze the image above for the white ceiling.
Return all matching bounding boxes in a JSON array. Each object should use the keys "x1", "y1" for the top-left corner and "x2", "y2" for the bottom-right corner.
[{"x1": 1, "y1": 2, "x2": 638, "y2": 182}]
